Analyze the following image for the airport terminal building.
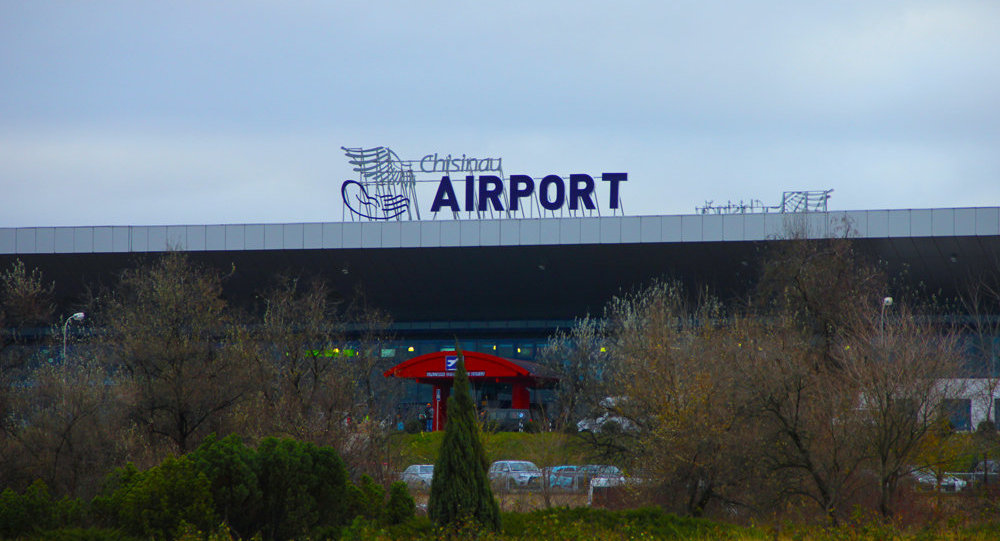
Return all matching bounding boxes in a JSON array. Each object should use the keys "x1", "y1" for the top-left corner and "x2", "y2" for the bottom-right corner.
[
  {"x1": 3, "y1": 205, "x2": 1000, "y2": 429},
  {"x1": 3, "y1": 148, "x2": 999, "y2": 429}
]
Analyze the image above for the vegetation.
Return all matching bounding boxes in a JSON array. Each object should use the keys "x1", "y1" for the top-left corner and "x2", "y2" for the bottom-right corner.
[
  {"x1": 428, "y1": 351, "x2": 501, "y2": 531},
  {"x1": 2, "y1": 233, "x2": 999, "y2": 538}
]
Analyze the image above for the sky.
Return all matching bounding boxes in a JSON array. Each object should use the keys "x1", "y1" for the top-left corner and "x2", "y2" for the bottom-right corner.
[{"x1": 1, "y1": 1, "x2": 999, "y2": 227}]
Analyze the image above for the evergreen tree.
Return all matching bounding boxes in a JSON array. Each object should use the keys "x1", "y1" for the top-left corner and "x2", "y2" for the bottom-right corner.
[
  {"x1": 384, "y1": 481, "x2": 416, "y2": 525},
  {"x1": 427, "y1": 351, "x2": 500, "y2": 531}
]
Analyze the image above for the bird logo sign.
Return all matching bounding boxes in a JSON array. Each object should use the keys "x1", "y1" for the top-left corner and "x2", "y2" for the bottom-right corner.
[
  {"x1": 341, "y1": 146, "x2": 416, "y2": 221},
  {"x1": 341, "y1": 180, "x2": 410, "y2": 220}
]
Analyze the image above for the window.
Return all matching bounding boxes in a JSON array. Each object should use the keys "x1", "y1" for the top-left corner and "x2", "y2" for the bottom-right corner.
[{"x1": 942, "y1": 399, "x2": 972, "y2": 431}]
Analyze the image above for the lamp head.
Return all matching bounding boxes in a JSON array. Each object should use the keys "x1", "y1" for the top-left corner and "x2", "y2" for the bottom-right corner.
[
  {"x1": 71, "y1": 312, "x2": 85, "y2": 321},
  {"x1": 882, "y1": 297, "x2": 893, "y2": 307}
]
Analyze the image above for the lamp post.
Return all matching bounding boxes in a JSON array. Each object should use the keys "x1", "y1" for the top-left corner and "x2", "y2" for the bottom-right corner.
[
  {"x1": 880, "y1": 297, "x2": 893, "y2": 344},
  {"x1": 62, "y1": 312, "x2": 85, "y2": 360}
]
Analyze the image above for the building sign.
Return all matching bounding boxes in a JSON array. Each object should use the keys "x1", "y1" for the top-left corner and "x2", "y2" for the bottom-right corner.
[
  {"x1": 426, "y1": 371, "x2": 487, "y2": 377},
  {"x1": 419, "y1": 153, "x2": 503, "y2": 174},
  {"x1": 428, "y1": 173, "x2": 626, "y2": 213},
  {"x1": 445, "y1": 355, "x2": 458, "y2": 371},
  {"x1": 341, "y1": 146, "x2": 626, "y2": 222}
]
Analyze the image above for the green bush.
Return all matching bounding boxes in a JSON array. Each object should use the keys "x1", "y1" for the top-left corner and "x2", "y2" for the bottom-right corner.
[
  {"x1": 384, "y1": 481, "x2": 416, "y2": 525},
  {"x1": 31, "y1": 527, "x2": 139, "y2": 541},
  {"x1": 100, "y1": 455, "x2": 216, "y2": 539},
  {"x1": 187, "y1": 434, "x2": 262, "y2": 538},
  {"x1": 0, "y1": 480, "x2": 54, "y2": 538},
  {"x1": 254, "y1": 437, "x2": 351, "y2": 540},
  {"x1": 349, "y1": 474, "x2": 385, "y2": 522},
  {"x1": 404, "y1": 419, "x2": 424, "y2": 434},
  {"x1": 92, "y1": 436, "x2": 358, "y2": 540},
  {"x1": 427, "y1": 354, "x2": 501, "y2": 531}
]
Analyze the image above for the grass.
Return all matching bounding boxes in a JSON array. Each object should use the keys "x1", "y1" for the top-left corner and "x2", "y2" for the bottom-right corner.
[
  {"x1": 388, "y1": 432, "x2": 1000, "y2": 539},
  {"x1": 391, "y1": 430, "x2": 591, "y2": 469}
]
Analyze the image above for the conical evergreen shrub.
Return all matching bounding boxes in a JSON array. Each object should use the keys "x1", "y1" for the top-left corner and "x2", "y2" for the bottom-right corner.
[{"x1": 427, "y1": 351, "x2": 501, "y2": 531}]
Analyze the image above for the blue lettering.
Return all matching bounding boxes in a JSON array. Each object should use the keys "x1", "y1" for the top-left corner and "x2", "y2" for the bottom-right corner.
[
  {"x1": 602, "y1": 173, "x2": 627, "y2": 209},
  {"x1": 569, "y1": 174, "x2": 596, "y2": 210},
  {"x1": 539, "y1": 175, "x2": 565, "y2": 211},
  {"x1": 420, "y1": 154, "x2": 434, "y2": 173},
  {"x1": 464, "y1": 175, "x2": 475, "y2": 211},
  {"x1": 426, "y1": 172, "x2": 625, "y2": 215},
  {"x1": 478, "y1": 175, "x2": 504, "y2": 211},
  {"x1": 430, "y1": 176, "x2": 460, "y2": 212},
  {"x1": 509, "y1": 175, "x2": 534, "y2": 211}
]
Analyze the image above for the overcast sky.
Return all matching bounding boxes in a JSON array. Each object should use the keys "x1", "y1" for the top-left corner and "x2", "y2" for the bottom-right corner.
[{"x1": 1, "y1": 1, "x2": 998, "y2": 227}]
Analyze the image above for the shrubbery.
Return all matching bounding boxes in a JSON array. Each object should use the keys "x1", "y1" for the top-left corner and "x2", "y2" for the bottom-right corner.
[
  {"x1": 94, "y1": 456, "x2": 215, "y2": 539},
  {"x1": 0, "y1": 480, "x2": 83, "y2": 538},
  {"x1": 3, "y1": 435, "x2": 415, "y2": 540}
]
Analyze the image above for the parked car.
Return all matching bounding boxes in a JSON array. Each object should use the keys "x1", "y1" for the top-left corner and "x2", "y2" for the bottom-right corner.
[
  {"x1": 581, "y1": 464, "x2": 625, "y2": 484},
  {"x1": 972, "y1": 459, "x2": 1000, "y2": 474},
  {"x1": 401, "y1": 464, "x2": 435, "y2": 490},
  {"x1": 910, "y1": 469, "x2": 967, "y2": 492},
  {"x1": 588, "y1": 469, "x2": 628, "y2": 507},
  {"x1": 544, "y1": 464, "x2": 626, "y2": 491},
  {"x1": 546, "y1": 465, "x2": 584, "y2": 490},
  {"x1": 489, "y1": 460, "x2": 543, "y2": 490}
]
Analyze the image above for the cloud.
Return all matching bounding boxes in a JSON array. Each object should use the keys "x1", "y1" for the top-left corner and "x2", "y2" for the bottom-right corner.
[{"x1": 0, "y1": 1, "x2": 997, "y2": 227}]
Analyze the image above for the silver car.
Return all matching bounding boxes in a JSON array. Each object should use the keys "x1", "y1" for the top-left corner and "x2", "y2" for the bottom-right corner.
[
  {"x1": 489, "y1": 460, "x2": 543, "y2": 490},
  {"x1": 401, "y1": 464, "x2": 435, "y2": 490}
]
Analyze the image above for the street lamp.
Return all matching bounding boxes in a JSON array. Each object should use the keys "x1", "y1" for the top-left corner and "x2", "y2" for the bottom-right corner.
[
  {"x1": 62, "y1": 312, "x2": 85, "y2": 360},
  {"x1": 880, "y1": 297, "x2": 893, "y2": 343}
]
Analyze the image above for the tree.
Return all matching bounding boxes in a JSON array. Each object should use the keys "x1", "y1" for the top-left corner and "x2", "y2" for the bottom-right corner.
[
  {"x1": 740, "y1": 233, "x2": 890, "y2": 522},
  {"x1": 1, "y1": 260, "x2": 56, "y2": 490},
  {"x1": 14, "y1": 358, "x2": 128, "y2": 498},
  {"x1": 1, "y1": 260, "x2": 55, "y2": 430},
  {"x1": 755, "y1": 232, "x2": 884, "y2": 369},
  {"x1": 742, "y1": 233, "x2": 962, "y2": 521},
  {"x1": 101, "y1": 252, "x2": 249, "y2": 453},
  {"x1": 186, "y1": 434, "x2": 262, "y2": 539},
  {"x1": 253, "y1": 437, "x2": 352, "y2": 540},
  {"x1": 384, "y1": 481, "x2": 416, "y2": 525},
  {"x1": 231, "y1": 275, "x2": 398, "y2": 481},
  {"x1": 538, "y1": 315, "x2": 611, "y2": 432},
  {"x1": 959, "y1": 260, "x2": 1000, "y2": 482},
  {"x1": 95, "y1": 456, "x2": 217, "y2": 540},
  {"x1": 602, "y1": 280, "x2": 755, "y2": 517},
  {"x1": 235, "y1": 275, "x2": 353, "y2": 445},
  {"x1": 337, "y1": 294, "x2": 399, "y2": 482},
  {"x1": 735, "y1": 313, "x2": 869, "y2": 523},
  {"x1": 427, "y1": 351, "x2": 500, "y2": 531},
  {"x1": 839, "y1": 302, "x2": 961, "y2": 517}
]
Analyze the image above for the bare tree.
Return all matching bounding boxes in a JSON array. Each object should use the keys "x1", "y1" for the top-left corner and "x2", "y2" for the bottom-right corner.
[
  {"x1": 735, "y1": 313, "x2": 870, "y2": 524},
  {"x1": 101, "y1": 253, "x2": 250, "y2": 454},
  {"x1": 337, "y1": 292, "x2": 398, "y2": 482},
  {"x1": 755, "y1": 233, "x2": 884, "y2": 369},
  {"x1": 234, "y1": 275, "x2": 352, "y2": 444},
  {"x1": 0, "y1": 259, "x2": 56, "y2": 488},
  {"x1": 13, "y1": 358, "x2": 129, "y2": 498},
  {"x1": 1, "y1": 260, "x2": 55, "y2": 423},
  {"x1": 538, "y1": 315, "x2": 611, "y2": 432},
  {"x1": 601, "y1": 281, "x2": 753, "y2": 517},
  {"x1": 959, "y1": 261, "x2": 1000, "y2": 482},
  {"x1": 232, "y1": 276, "x2": 398, "y2": 481},
  {"x1": 739, "y1": 233, "x2": 890, "y2": 522},
  {"x1": 839, "y1": 302, "x2": 962, "y2": 517}
]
